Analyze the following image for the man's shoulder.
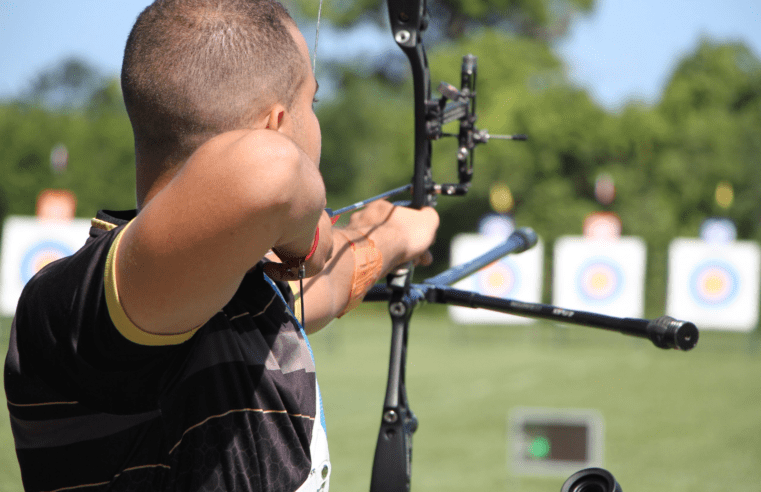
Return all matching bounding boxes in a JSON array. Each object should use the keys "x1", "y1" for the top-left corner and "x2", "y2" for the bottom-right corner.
[
  {"x1": 18, "y1": 210, "x2": 135, "y2": 311},
  {"x1": 191, "y1": 129, "x2": 302, "y2": 182}
]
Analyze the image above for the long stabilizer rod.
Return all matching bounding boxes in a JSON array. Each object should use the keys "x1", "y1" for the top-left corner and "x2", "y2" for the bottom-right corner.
[
  {"x1": 425, "y1": 286, "x2": 698, "y2": 351},
  {"x1": 366, "y1": 283, "x2": 698, "y2": 351}
]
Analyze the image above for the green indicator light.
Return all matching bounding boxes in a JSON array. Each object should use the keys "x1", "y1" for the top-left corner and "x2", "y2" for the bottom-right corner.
[{"x1": 529, "y1": 436, "x2": 551, "y2": 459}]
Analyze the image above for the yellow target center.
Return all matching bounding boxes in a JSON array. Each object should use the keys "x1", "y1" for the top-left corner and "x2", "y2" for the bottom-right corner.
[
  {"x1": 590, "y1": 272, "x2": 609, "y2": 290},
  {"x1": 703, "y1": 274, "x2": 724, "y2": 294},
  {"x1": 487, "y1": 271, "x2": 504, "y2": 288}
]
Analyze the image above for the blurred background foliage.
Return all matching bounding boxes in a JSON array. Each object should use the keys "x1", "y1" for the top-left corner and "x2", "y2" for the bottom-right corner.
[{"x1": 0, "y1": 0, "x2": 760, "y2": 317}]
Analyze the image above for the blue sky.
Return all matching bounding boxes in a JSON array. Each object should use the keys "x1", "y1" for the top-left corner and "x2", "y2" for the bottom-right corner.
[
  {"x1": 554, "y1": 0, "x2": 761, "y2": 109},
  {"x1": 1, "y1": 0, "x2": 759, "y2": 110}
]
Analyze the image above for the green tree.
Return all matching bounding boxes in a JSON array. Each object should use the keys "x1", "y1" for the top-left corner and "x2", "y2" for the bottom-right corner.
[
  {"x1": 26, "y1": 57, "x2": 104, "y2": 109},
  {"x1": 0, "y1": 75, "x2": 135, "y2": 223},
  {"x1": 656, "y1": 40, "x2": 761, "y2": 240}
]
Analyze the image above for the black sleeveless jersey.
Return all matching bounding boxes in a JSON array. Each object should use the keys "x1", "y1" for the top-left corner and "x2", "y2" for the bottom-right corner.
[{"x1": 4, "y1": 210, "x2": 329, "y2": 492}]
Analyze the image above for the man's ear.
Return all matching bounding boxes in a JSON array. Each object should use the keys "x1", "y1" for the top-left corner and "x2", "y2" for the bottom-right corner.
[{"x1": 265, "y1": 104, "x2": 286, "y2": 131}]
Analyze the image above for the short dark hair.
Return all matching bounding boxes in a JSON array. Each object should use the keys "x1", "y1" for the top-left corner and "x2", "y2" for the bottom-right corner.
[{"x1": 121, "y1": 0, "x2": 306, "y2": 169}]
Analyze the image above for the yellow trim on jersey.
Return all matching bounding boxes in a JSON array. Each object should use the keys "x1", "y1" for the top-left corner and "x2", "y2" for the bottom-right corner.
[
  {"x1": 288, "y1": 280, "x2": 302, "y2": 325},
  {"x1": 91, "y1": 217, "x2": 118, "y2": 231},
  {"x1": 104, "y1": 222, "x2": 200, "y2": 346}
]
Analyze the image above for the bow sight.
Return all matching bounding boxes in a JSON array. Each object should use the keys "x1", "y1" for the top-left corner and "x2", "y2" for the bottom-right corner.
[
  {"x1": 428, "y1": 59, "x2": 528, "y2": 198},
  {"x1": 324, "y1": 56, "x2": 527, "y2": 218}
]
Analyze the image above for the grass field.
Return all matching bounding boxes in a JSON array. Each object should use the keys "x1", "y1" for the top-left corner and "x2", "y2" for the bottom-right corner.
[{"x1": 2, "y1": 307, "x2": 760, "y2": 491}]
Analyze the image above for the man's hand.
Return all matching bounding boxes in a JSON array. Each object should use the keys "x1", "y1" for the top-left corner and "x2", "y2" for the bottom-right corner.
[{"x1": 343, "y1": 199, "x2": 439, "y2": 271}]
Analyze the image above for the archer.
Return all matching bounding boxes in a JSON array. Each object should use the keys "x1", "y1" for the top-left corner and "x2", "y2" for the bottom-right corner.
[{"x1": 4, "y1": 0, "x2": 438, "y2": 491}]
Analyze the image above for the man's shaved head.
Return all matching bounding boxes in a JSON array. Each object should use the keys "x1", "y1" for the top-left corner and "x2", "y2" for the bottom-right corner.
[{"x1": 122, "y1": 0, "x2": 306, "y2": 171}]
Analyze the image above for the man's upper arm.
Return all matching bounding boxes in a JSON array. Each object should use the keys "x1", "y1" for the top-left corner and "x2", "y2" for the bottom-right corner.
[{"x1": 114, "y1": 130, "x2": 326, "y2": 337}]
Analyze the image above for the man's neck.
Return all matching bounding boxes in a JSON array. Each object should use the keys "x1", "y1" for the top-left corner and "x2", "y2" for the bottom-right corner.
[{"x1": 135, "y1": 154, "x2": 178, "y2": 212}]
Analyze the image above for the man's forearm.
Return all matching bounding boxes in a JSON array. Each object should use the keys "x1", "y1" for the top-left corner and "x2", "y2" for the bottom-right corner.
[{"x1": 297, "y1": 200, "x2": 439, "y2": 334}]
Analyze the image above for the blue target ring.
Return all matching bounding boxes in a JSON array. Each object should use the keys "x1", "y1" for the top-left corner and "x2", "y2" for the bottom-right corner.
[
  {"x1": 20, "y1": 241, "x2": 73, "y2": 284},
  {"x1": 689, "y1": 260, "x2": 739, "y2": 307},
  {"x1": 575, "y1": 257, "x2": 624, "y2": 304},
  {"x1": 477, "y1": 259, "x2": 520, "y2": 298}
]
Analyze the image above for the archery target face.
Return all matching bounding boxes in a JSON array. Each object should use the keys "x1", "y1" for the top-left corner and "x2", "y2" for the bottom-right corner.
[
  {"x1": 20, "y1": 241, "x2": 74, "y2": 283},
  {"x1": 1, "y1": 216, "x2": 91, "y2": 316},
  {"x1": 478, "y1": 260, "x2": 520, "y2": 299},
  {"x1": 576, "y1": 257, "x2": 623, "y2": 304},
  {"x1": 449, "y1": 233, "x2": 543, "y2": 324},
  {"x1": 689, "y1": 261, "x2": 739, "y2": 306},
  {"x1": 552, "y1": 237, "x2": 646, "y2": 319},
  {"x1": 667, "y1": 238, "x2": 760, "y2": 331}
]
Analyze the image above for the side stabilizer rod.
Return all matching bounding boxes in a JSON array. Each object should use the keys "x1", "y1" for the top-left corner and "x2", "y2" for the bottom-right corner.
[{"x1": 422, "y1": 227, "x2": 538, "y2": 287}]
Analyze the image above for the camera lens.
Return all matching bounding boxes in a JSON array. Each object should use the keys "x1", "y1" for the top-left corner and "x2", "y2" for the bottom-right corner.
[
  {"x1": 570, "y1": 478, "x2": 607, "y2": 492},
  {"x1": 560, "y1": 468, "x2": 622, "y2": 492}
]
